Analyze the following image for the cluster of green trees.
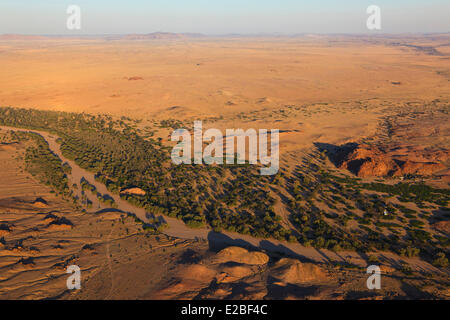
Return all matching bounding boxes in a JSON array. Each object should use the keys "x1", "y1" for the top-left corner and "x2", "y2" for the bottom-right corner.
[
  {"x1": 158, "y1": 119, "x2": 185, "y2": 129},
  {"x1": 286, "y1": 164, "x2": 448, "y2": 260},
  {"x1": 362, "y1": 182, "x2": 449, "y2": 206},
  {"x1": 22, "y1": 132, "x2": 70, "y2": 195},
  {"x1": 96, "y1": 192, "x2": 117, "y2": 208},
  {"x1": 80, "y1": 177, "x2": 96, "y2": 193},
  {"x1": 0, "y1": 107, "x2": 293, "y2": 241}
]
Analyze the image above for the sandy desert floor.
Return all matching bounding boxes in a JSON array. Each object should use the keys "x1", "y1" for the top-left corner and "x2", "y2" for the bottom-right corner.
[
  {"x1": 0, "y1": 35, "x2": 449, "y2": 299},
  {"x1": 1, "y1": 35, "x2": 449, "y2": 155},
  {"x1": 0, "y1": 36, "x2": 449, "y2": 118}
]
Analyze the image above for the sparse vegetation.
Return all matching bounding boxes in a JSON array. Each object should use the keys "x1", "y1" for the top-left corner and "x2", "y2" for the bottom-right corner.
[{"x1": 0, "y1": 106, "x2": 448, "y2": 265}]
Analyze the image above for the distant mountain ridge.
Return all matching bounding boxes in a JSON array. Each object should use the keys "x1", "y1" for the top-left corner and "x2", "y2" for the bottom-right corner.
[
  {"x1": 0, "y1": 34, "x2": 49, "y2": 40},
  {"x1": 120, "y1": 32, "x2": 205, "y2": 40},
  {"x1": 0, "y1": 32, "x2": 206, "y2": 41},
  {"x1": 1, "y1": 32, "x2": 449, "y2": 42}
]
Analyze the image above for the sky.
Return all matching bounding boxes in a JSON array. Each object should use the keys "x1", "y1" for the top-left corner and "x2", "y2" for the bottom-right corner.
[{"x1": 0, "y1": 0, "x2": 449, "y2": 35}]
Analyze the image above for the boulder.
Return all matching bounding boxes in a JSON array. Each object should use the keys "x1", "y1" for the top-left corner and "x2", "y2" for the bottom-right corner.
[
  {"x1": 213, "y1": 247, "x2": 269, "y2": 265},
  {"x1": 335, "y1": 144, "x2": 445, "y2": 177},
  {"x1": 32, "y1": 197, "x2": 48, "y2": 208},
  {"x1": 271, "y1": 258, "x2": 327, "y2": 284},
  {"x1": 120, "y1": 187, "x2": 146, "y2": 196}
]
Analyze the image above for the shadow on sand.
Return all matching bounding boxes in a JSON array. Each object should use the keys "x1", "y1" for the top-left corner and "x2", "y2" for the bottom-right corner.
[
  {"x1": 207, "y1": 232, "x2": 320, "y2": 264},
  {"x1": 314, "y1": 142, "x2": 358, "y2": 166},
  {"x1": 95, "y1": 208, "x2": 125, "y2": 214},
  {"x1": 207, "y1": 231, "x2": 256, "y2": 252}
]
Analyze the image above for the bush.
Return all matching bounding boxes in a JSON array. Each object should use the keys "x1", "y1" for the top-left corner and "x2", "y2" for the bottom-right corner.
[
  {"x1": 432, "y1": 252, "x2": 449, "y2": 268},
  {"x1": 399, "y1": 246, "x2": 420, "y2": 258}
]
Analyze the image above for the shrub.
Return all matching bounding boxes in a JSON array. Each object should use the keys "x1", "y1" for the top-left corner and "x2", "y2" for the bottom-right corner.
[{"x1": 432, "y1": 252, "x2": 449, "y2": 268}]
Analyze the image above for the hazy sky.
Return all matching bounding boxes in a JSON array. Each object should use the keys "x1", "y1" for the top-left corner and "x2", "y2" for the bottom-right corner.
[{"x1": 1, "y1": 0, "x2": 449, "y2": 35}]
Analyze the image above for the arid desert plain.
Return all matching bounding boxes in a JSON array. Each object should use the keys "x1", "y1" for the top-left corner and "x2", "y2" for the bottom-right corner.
[{"x1": 0, "y1": 34, "x2": 449, "y2": 299}]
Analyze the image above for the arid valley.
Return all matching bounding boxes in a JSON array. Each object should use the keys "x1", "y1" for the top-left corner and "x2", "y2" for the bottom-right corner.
[{"x1": 0, "y1": 34, "x2": 449, "y2": 300}]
